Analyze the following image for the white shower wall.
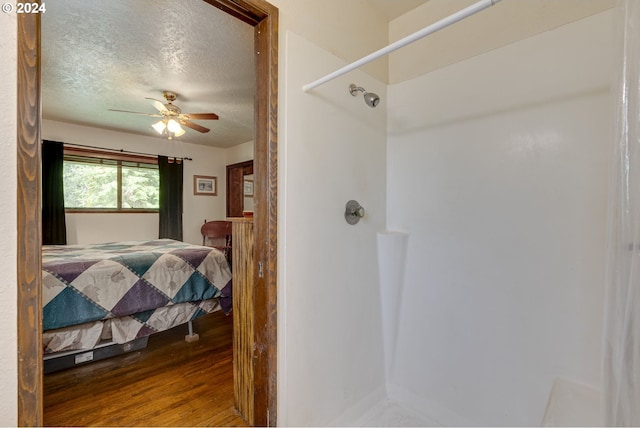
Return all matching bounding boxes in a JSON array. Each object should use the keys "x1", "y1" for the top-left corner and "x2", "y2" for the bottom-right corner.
[
  {"x1": 386, "y1": 11, "x2": 614, "y2": 426},
  {"x1": 280, "y1": 31, "x2": 388, "y2": 426}
]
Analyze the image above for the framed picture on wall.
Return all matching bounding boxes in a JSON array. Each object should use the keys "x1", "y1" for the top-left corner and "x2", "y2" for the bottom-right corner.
[
  {"x1": 194, "y1": 175, "x2": 217, "y2": 196},
  {"x1": 243, "y1": 179, "x2": 254, "y2": 197}
]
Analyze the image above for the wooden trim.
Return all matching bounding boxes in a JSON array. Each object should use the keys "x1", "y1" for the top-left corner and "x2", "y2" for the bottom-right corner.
[
  {"x1": 201, "y1": 0, "x2": 276, "y2": 26},
  {"x1": 252, "y1": 7, "x2": 279, "y2": 426},
  {"x1": 63, "y1": 146, "x2": 158, "y2": 164},
  {"x1": 227, "y1": 159, "x2": 255, "y2": 172},
  {"x1": 17, "y1": 1, "x2": 278, "y2": 426},
  {"x1": 226, "y1": 160, "x2": 254, "y2": 217},
  {"x1": 17, "y1": 11, "x2": 43, "y2": 427},
  {"x1": 202, "y1": 0, "x2": 262, "y2": 26}
]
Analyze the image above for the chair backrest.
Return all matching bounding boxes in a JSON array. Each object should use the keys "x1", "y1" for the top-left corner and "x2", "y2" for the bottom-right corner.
[{"x1": 200, "y1": 220, "x2": 232, "y2": 250}]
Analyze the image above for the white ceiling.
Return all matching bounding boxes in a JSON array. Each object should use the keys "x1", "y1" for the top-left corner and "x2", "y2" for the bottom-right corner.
[{"x1": 42, "y1": 0, "x2": 255, "y2": 148}]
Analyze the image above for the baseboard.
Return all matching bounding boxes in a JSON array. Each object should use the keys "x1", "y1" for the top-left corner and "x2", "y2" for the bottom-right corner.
[
  {"x1": 388, "y1": 383, "x2": 476, "y2": 427},
  {"x1": 541, "y1": 377, "x2": 602, "y2": 427},
  {"x1": 326, "y1": 385, "x2": 387, "y2": 427}
]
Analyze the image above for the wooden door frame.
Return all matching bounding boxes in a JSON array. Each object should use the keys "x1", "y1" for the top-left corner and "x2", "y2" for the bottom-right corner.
[
  {"x1": 227, "y1": 160, "x2": 254, "y2": 217},
  {"x1": 16, "y1": 1, "x2": 278, "y2": 426}
]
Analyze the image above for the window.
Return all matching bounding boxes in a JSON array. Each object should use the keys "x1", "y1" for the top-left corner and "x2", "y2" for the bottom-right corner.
[{"x1": 63, "y1": 148, "x2": 159, "y2": 212}]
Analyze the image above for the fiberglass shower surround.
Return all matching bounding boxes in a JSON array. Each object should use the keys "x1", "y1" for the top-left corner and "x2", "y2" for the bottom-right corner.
[
  {"x1": 300, "y1": 1, "x2": 630, "y2": 426},
  {"x1": 301, "y1": 0, "x2": 503, "y2": 404}
]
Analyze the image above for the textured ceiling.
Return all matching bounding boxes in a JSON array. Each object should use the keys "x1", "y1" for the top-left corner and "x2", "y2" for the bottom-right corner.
[{"x1": 42, "y1": 0, "x2": 255, "y2": 148}]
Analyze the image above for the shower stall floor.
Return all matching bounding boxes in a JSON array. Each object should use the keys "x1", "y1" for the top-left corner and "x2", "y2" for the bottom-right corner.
[{"x1": 354, "y1": 398, "x2": 441, "y2": 427}]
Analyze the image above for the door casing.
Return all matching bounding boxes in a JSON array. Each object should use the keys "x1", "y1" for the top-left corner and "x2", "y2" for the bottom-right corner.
[{"x1": 227, "y1": 160, "x2": 254, "y2": 217}]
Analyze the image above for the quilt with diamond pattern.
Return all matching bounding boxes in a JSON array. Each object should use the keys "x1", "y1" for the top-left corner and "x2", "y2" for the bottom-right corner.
[{"x1": 42, "y1": 239, "x2": 232, "y2": 332}]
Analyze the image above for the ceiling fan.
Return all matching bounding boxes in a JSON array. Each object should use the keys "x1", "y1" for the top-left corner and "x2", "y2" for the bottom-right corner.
[{"x1": 109, "y1": 91, "x2": 219, "y2": 139}]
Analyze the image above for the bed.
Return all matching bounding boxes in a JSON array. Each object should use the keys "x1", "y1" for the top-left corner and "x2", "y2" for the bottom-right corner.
[{"x1": 41, "y1": 239, "x2": 232, "y2": 358}]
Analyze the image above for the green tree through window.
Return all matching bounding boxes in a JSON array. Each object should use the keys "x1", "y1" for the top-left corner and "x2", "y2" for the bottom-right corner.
[
  {"x1": 63, "y1": 153, "x2": 159, "y2": 211},
  {"x1": 122, "y1": 162, "x2": 160, "y2": 209}
]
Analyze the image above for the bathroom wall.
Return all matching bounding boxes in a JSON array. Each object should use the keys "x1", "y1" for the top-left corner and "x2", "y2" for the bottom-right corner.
[
  {"x1": 279, "y1": 31, "x2": 387, "y2": 426},
  {"x1": 264, "y1": 0, "x2": 395, "y2": 425},
  {"x1": 388, "y1": 0, "x2": 614, "y2": 83},
  {"x1": 386, "y1": 10, "x2": 613, "y2": 426},
  {"x1": 268, "y1": 0, "x2": 390, "y2": 83}
]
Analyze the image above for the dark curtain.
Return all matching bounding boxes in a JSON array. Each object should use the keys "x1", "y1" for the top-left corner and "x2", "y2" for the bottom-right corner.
[
  {"x1": 158, "y1": 155, "x2": 183, "y2": 241},
  {"x1": 42, "y1": 140, "x2": 67, "y2": 245}
]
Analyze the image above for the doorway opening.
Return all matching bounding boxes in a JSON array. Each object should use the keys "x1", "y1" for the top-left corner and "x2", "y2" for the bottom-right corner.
[
  {"x1": 227, "y1": 160, "x2": 254, "y2": 217},
  {"x1": 16, "y1": 1, "x2": 278, "y2": 426}
]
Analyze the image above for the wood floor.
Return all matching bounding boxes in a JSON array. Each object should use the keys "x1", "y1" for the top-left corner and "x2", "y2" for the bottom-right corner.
[{"x1": 44, "y1": 311, "x2": 249, "y2": 427}]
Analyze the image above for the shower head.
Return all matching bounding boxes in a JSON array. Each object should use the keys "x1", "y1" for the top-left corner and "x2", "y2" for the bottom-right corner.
[
  {"x1": 363, "y1": 92, "x2": 380, "y2": 108},
  {"x1": 349, "y1": 84, "x2": 380, "y2": 108}
]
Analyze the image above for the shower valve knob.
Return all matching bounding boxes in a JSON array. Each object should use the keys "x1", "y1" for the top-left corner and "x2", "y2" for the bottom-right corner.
[{"x1": 345, "y1": 200, "x2": 365, "y2": 225}]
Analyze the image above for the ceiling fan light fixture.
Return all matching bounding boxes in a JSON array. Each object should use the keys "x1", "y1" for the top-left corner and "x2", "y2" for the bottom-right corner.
[
  {"x1": 173, "y1": 127, "x2": 186, "y2": 137},
  {"x1": 167, "y1": 119, "x2": 182, "y2": 134},
  {"x1": 111, "y1": 91, "x2": 216, "y2": 139},
  {"x1": 153, "y1": 119, "x2": 185, "y2": 139},
  {"x1": 152, "y1": 120, "x2": 166, "y2": 134}
]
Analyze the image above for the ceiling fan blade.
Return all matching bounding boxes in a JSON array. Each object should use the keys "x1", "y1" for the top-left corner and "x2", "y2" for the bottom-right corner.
[
  {"x1": 145, "y1": 98, "x2": 169, "y2": 112},
  {"x1": 108, "y1": 109, "x2": 162, "y2": 117},
  {"x1": 184, "y1": 113, "x2": 219, "y2": 120},
  {"x1": 181, "y1": 120, "x2": 210, "y2": 133}
]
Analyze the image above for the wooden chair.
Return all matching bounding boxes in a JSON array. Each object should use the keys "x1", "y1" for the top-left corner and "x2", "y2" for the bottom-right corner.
[{"x1": 200, "y1": 220, "x2": 232, "y2": 265}]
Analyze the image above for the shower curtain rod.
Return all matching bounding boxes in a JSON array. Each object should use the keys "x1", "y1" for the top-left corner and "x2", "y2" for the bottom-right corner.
[{"x1": 302, "y1": 0, "x2": 502, "y2": 92}]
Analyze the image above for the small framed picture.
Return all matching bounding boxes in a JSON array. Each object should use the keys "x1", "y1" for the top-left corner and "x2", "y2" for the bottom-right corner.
[
  {"x1": 243, "y1": 179, "x2": 254, "y2": 197},
  {"x1": 193, "y1": 175, "x2": 217, "y2": 196}
]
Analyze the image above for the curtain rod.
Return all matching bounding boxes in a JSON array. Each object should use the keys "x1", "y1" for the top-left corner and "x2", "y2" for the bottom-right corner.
[
  {"x1": 302, "y1": 0, "x2": 502, "y2": 92},
  {"x1": 62, "y1": 142, "x2": 193, "y2": 161}
]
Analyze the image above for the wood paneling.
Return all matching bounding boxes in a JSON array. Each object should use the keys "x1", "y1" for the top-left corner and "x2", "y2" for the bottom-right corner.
[
  {"x1": 231, "y1": 219, "x2": 255, "y2": 424},
  {"x1": 43, "y1": 312, "x2": 247, "y2": 427},
  {"x1": 17, "y1": 11, "x2": 43, "y2": 427}
]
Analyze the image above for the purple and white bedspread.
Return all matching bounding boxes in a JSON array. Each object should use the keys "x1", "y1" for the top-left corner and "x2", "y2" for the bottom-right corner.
[{"x1": 42, "y1": 239, "x2": 232, "y2": 353}]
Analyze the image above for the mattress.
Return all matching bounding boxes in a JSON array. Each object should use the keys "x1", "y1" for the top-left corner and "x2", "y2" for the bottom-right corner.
[{"x1": 42, "y1": 239, "x2": 232, "y2": 353}]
